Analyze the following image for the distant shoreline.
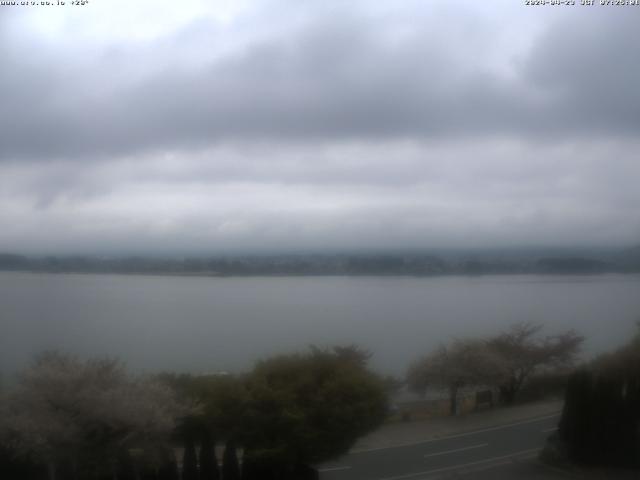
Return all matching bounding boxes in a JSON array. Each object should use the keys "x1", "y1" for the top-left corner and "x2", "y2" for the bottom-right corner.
[
  {"x1": 1, "y1": 249, "x2": 639, "y2": 278},
  {"x1": 2, "y1": 269, "x2": 640, "y2": 280}
]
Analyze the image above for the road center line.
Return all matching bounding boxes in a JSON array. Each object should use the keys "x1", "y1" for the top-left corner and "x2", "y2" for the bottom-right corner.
[
  {"x1": 423, "y1": 442, "x2": 488, "y2": 458},
  {"x1": 318, "y1": 466, "x2": 351, "y2": 473},
  {"x1": 376, "y1": 448, "x2": 540, "y2": 480},
  {"x1": 350, "y1": 412, "x2": 560, "y2": 454}
]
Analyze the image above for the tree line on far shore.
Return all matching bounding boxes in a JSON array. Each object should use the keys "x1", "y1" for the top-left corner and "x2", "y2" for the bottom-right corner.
[{"x1": 2, "y1": 249, "x2": 640, "y2": 276}]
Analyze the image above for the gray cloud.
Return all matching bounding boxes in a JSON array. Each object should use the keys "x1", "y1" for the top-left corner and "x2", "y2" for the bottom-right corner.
[
  {"x1": 0, "y1": 1, "x2": 639, "y2": 252},
  {"x1": 1, "y1": 3, "x2": 639, "y2": 162},
  {"x1": 1, "y1": 138, "x2": 638, "y2": 253},
  {"x1": 525, "y1": 11, "x2": 640, "y2": 135}
]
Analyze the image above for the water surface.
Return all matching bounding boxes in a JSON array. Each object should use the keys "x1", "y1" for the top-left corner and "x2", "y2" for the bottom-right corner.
[{"x1": 1, "y1": 272, "x2": 639, "y2": 378}]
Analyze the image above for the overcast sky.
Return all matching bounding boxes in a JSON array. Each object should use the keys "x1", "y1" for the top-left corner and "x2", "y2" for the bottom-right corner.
[{"x1": 1, "y1": 0, "x2": 639, "y2": 254}]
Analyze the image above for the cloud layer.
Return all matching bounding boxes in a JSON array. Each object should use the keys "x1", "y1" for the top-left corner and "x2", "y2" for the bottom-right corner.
[{"x1": 1, "y1": 0, "x2": 639, "y2": 252}]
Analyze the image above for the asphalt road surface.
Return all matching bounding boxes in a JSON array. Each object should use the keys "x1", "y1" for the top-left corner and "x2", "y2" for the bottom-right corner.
[{"x1": 319, "y1": 413, "x2": 560, "y2": 480}]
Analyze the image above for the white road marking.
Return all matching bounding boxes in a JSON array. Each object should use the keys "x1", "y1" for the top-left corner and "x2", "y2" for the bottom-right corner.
[
  {"x1": 319, "y1": 466, "x2": 352, "y2": 473},
  {"x1": 423, "y1": 443, "x2": 488, "y2": 458},
  {"x1": 350, "y1": 413, "x2": 560, "y2": 454},
  {"x1": 376, "y1": 448, "x2": 541, "y2": 480}
]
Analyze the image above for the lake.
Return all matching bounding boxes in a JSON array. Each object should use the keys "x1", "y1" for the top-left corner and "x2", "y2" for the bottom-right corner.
[{"x1": 1, "y1": 272, "x2": 639, "y2": 379}]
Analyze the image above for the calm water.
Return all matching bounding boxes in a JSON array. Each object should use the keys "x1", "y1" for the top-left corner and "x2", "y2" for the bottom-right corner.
[{"x1": 1, "y1": 272, "x2": 639, "y2": 378}]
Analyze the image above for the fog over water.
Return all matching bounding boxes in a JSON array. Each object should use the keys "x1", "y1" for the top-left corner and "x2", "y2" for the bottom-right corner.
[{"x1": 2, "y1": 272, "x2": 639, "y2": 379}]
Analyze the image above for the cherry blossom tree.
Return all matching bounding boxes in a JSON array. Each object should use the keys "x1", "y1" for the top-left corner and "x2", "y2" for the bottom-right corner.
[
  {"x1": 0, "y1": 352, "x2": 193, "y2": 480},
  {"x1": 488, "y1": 322, "x2": 584, "y2": 403},
  {"x1": 407, "y1": 339, "x2": 508, "y2": 415}
]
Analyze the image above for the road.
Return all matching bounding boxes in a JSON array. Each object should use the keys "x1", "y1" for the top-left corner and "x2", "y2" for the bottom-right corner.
[{"x1": 319, "y1": 413, "x2": 560, "y2": 480}]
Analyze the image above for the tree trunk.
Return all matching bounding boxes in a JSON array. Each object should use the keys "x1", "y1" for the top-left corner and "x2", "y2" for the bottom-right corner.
[
  {"x1": 222, "y1": 441, "x2": 240, "y2": 480},
  {"x1": 449, "y1": 385, "x2": 459, "y2": 416},
  {"x1": 500, "y1": 385, "x2": 516, "y2": 404},
  {"x1": 199, "y1": 430, "x2": 219, "y2": 480},
  {"x1": 72, "y1": 458, "x2": 79, "y2": 480},
  {"x1": 47, "y1": 461, "x2": 56, "y2": 480},
  {"x1": 182, "y1": 437, "x2": 198, "y2": 480},
  {"x1": 501, "y1": 376, "x2": 521, "y2": 404}
]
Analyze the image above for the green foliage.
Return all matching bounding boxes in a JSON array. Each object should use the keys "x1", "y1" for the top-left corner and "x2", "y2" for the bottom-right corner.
[
  {"x1": 240, "y1": 346, "x2": 388, "y2": 467},
  {"x1": 116, "y1": 449, "x2": 136, "y2": 480},
  {"x1": 199, "y1": 430, "x2": 219, "y2": 480},
  {"x1": 182, "y1": 438, "x2": 198, "y2": 480},
  {"x1": 515, "y1": 372, "x2": 569, "y2": 403},
  {"x1": 2, "y1": 346, "x2": 386, "y2": 479},
  {"x1": 161, "y1": 345, "x2": 386, "y2": 473},
  {"x1": 559, "y1": 369, "x2": 593, "y2": 463},
  {"x1": 559, "y1": 328, "x2": 640, "y2": 468},
  {"x1": 158, "y1": 372, "x2": 248, "y2": 441},
  {"x1": 156, "y1": 449, "x2": 179, "y2": 480},
  {"x1": 197, "y1": 375, "x2": 249, "y2": 439},
  {"x1": 0, "y1": 445, "x2": 45, "y2": 480},
  {"x1": 222, "y1": 440, "x2": 240, "y2": 480}
]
